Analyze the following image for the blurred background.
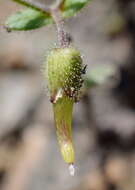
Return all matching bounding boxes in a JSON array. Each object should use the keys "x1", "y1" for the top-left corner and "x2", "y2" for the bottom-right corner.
[{"x1": 0, "y1": 0, "x2": 135, "y2": 189}]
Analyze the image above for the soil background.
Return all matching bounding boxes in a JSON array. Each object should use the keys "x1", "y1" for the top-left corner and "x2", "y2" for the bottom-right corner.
[{"x1": 0, "y1": 0, "x2": 135, "y2": 190}]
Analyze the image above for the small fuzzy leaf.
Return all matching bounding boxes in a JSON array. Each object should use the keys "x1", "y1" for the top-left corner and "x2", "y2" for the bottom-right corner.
[
  {"x1": 62, "y1": 0, "x2": 91, "y2": 18},
  {"x1": 5, "y1": 8, "x2": 53, "y2": 31}
]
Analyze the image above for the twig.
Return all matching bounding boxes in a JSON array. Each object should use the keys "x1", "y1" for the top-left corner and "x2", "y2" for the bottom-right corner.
[
  {"x1": 51, "y1": 8, "x2": 70, "y2": 48},
  {"x1": 52, "y1": 0, "x2": 63, "y2": 10},
  {"x1": 51, "y1": 0, "x2": 70, "y2": 47}
]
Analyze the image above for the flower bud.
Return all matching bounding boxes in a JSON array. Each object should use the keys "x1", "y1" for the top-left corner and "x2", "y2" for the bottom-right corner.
[{"x1": 45, "y1": 47, "x2": 85, "y2": 164}]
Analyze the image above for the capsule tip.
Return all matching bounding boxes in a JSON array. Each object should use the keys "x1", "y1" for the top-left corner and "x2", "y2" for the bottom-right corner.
[{"x1": 69, "y1": 164, "x2": 75, "y2": 176}]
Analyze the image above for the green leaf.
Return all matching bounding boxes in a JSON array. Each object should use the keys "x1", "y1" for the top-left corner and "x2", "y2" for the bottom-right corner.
[
  {"x1": 62, "y1": 0, "x2": 91, "y2": 18},
  {"x1": 5, "y1": 8, "x2": 53, "y2": 31}
]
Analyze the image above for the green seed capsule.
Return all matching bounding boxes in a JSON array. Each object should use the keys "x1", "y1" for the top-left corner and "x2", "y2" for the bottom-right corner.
[{"x1": 45, "y1": 47, "x2": 85, "y2": 164}]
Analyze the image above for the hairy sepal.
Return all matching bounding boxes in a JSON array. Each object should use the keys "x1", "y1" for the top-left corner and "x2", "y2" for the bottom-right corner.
[{"x1": 46, "y1": 47, "x2": 83, "y2": 102}]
